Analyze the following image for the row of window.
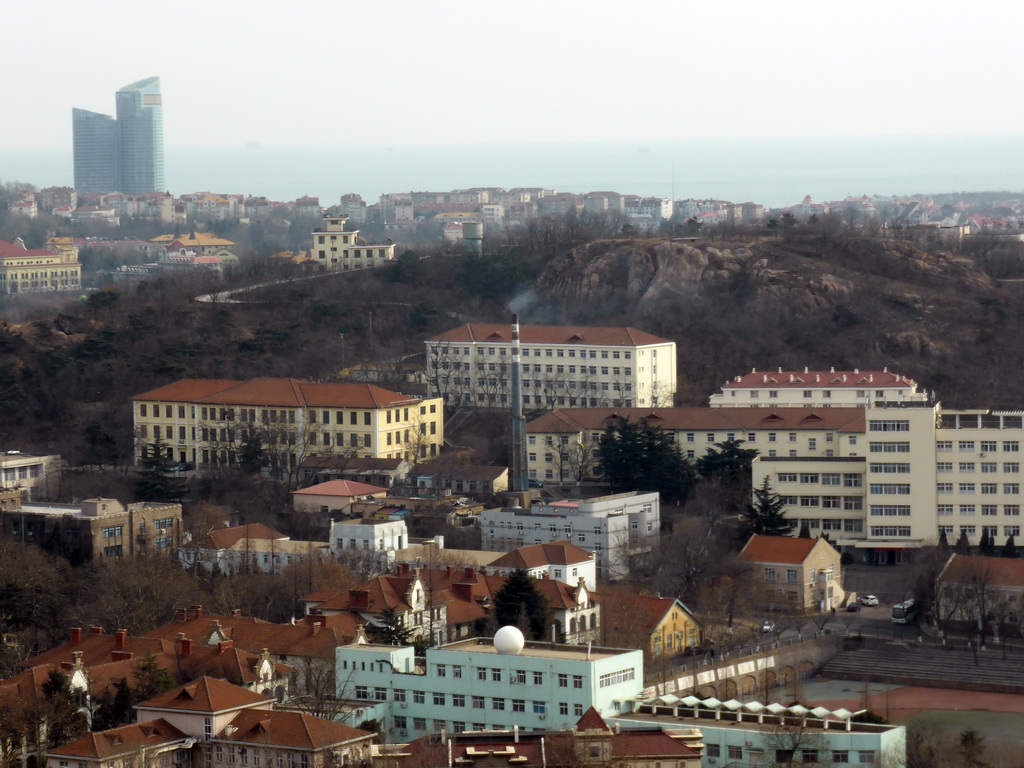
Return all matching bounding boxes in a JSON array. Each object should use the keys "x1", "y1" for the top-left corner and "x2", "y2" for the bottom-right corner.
[
  {"x1": 938, "y1": 525, "x2": 1020, "y2": 537},
  {"x1": 796, "y1": 518, "x2": 864, "y2": 532},
  {"x1": 391, "y1": 691, "x2": 551, "y2": 711},
  {"x1": 938, "y1": 462, "x2": 1020, "y2": 473},
  {"x1": 443, "y1": 345, "x2": 633, "y2": 360},
  {"x1": 776, "y1": 473, "x2": 863, "y2": 487},
  {"x1": 393, "y1": 705, "x2": 585, "y2": 734},
  {"x1": 140, "y1": 403, "x2": 435, "y2": 423},
  {"x1": 704, "y1": 744, "x2": 875, "y2": 764},
  {"x1": 937, "y1": 440, "x2": 1019, "y2": 452},
  {"x1": 937, "y1": 504, "x2": 1021, "y2": 516},
  {"x1": 781, "y1": 496, "x2": 863, "y2": 510},
  {"x1": 938, "y1": 483, "x2": 1020, "y2": 494}
]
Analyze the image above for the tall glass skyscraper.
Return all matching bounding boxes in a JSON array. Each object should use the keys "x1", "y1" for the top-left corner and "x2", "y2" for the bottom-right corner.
[
  {"x1": 72, "y1": 77, "x2": 164, "y2": 194},
  {"x1": 72, "y1": 108, "x2": 118, "y2": 193}
]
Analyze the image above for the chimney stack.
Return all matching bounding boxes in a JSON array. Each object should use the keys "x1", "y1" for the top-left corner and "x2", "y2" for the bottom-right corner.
[
  {"x1": 115, "y1": 629, "x2": 127, "y2": 649},
  {"x1": 70, "y1": 627, "x2": 82, "y2": 644},
  {"x1": 218, "y1": 640, "x2": 234, "y2": 653},
  {"x1": 89, "y1": 626, "x2": 104, "y2": 635},
  {"x1": 509, "y1": 313, "x2": 528, "y2": 493},
  {"x1": 180, "y1": 638, "x2": 193, "y2": 656},
  {"x1": 177, "y1": 608, "x2": 188, "y2": 622}
]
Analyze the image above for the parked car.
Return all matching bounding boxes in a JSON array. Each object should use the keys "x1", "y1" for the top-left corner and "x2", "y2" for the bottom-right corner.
[
  {"x1": 761, "y1": 620, "x2": 776, "y2": 633},
  {"x1": 859, "y1": 595, "x2": 879, "y2": 606},
  {"x1": 846, "y1": 602, "x2": 860, "y2": 612},
  {"x1": 528, "y1": 479, "x2": 544, "y2": 489}
]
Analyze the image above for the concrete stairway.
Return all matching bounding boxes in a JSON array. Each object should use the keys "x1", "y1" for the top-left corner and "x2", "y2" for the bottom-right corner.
[{"x1": 821, "y1": 645, "x2": 1024, "y2": 694}]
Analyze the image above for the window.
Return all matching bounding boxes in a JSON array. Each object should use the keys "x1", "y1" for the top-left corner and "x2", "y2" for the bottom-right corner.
[
  {"x1": 1006, "y1": 505, "x2": 1021, "y2": 516},
  {"x1": 413, "y1": 690, "x2": 425, "y2": 704},
  {"x1": 937, "y1": 441, "x2": 953, "y2": 452},
  {"x1": 938, "y1": 483, "x2": 953, "y2": 494},
  {"x1": 960, "y1": 525, "x2": 976, "y2": 536},
  {"x1": 786, "y1": 569, "x2": 798, "y2": 584},
  {"x1": 937, "y1": 462, "x2": 953, "y2": 472},
  {"x1": 870, "y1": 526, "x2": 912, "y2": 537},
  {"x1": 871, "y1": 441, "x2": 911, "y2": 453},
  {"x1": 858, "y1": 751, "x2": 876, "y2": 765},
  {"x1": 983, "y1": 505, "x2": 998, "y2": 516},
  {"x1": 844, "y1": 474, "x2": 862, "y2": 487},
  {"x1": 833, "y1": 751, "x2": 850, "y2": 764},
  {"x1": 705, "y1": 745, "x2": 721, "y2": 758},
  {"x1": 868, "y1": 420, "x2": 909, "y2": 432},
  {"x1": 822, "y1": 473, "x2": 841, "y2": 486},
  {"x1": 434, "y1": 693, "x2": 446, "y2": 706},
  {"x1": 765, "y1": 567, "x2": 777, "y2": 583},
  {"x1": 870, "y1": 463, "x2": 910, "y2": 474},
  {"x1": 1006, "y1": 525, "x2": 1021, "y2": 537},
  {"x1": 573, "y1": 675, "x2": 583, "y2": 689},
  {"x1": 558, "y1": 673, "x2": 568, "y2": 688},
  {"x1": 533, "y1": 671, "x2": 543, "y2": 685},
  {"x1": 492, "y1": 698, "x2": 505, "y2": 710},
  {"x1": 870, "y1": 484, "x2": 910, "y2": 495},
  {"x1": 1006, "y1": 484, "x2": 1021, "y2": 495},
  {"x1": 1006, "y1": 463, "x2": 1020, "y2": 473},
  {"x1": 960, "y1": 462, "x2": 976, "y2": 473},
  {"x1": 512, "y1": 699, "x2": 525, "y2": 712},
  {"x1": 982, "y1": 483, "x2": 998, "y2": 495},
  {"x1": 1006, "y1": 442, "x2": 1021, "y2": 453},
  {"x1": 728, "y1": 746, "x2": 743, "y2": 760},
  {"x1": 959, "y1": 483, "x2": 976, "y2": 494},
  {"x1": 778, "y1": 473, "x2": 797, "y2": 483},
  {"x1": 472, "y1": 696, "x2": 485, "y2": 709},
  {"x1": 394, "y1": 689, "x2": 406, "y2": 703},
  {"x1": 938, "y1": 505, "x2": 953, "y2": 516},
  {"x1": 453, "y1": 694, "x2": 465, "y2": 707},
  {"x1": 599, "y1": 668, "x2": 635, "y2": 687},
  {"x1": 477, "y1": 667, "x2": 487, "y2": 681},
  {"x1": 800, "y1": 473, "x2": 819, "y2": 484},
  {"x1": 982, "y1": 463, "x2": 998, "y2": 473},
  {"x1": 871, "y1": 505, "x2": 911, "y2": 517},
  {"x1": 436, "y1": 664, "x2": 446, "y2": 677},
  {"x1": 513, "y1": 669, "x2": 527, "y2": 684},
  {"x1": 959, "y1": 505, "x2": 976, "y2": 516}
]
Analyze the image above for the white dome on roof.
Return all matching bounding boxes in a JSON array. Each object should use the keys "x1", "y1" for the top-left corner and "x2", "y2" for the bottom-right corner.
[{"x1": 494, "y1": 625, "x2": 525, "y2": 655}]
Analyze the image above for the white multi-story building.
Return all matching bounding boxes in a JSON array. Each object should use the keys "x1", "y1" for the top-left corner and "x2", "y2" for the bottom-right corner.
[
  {"x1": 709, "y1": 368, "x2": 928, "y2": 408},
  {"x1": 481, "y1": 492, "x2": 660, "y2": 581},
  {"x1": 336, "y1": 630, "x2": 644, "y2": 741},
  {"x1": 525, "y1": 406, "x2": 865, "y2": 485},
  {"x1": 311, "y1": 215, "x2": 395, "y2": 270},
  {"x1": 329, "y1": 518, "x2": 408, "y2": 558},
  {"x1": 0, "y1": 451, "x2": 60, "y2": 499},
  {"x1": 752, "y1": 402, "x2": 1024, "y2": 564},
  {"x1": 425, "y1": 324, "x2": 676, "y2": 409}
]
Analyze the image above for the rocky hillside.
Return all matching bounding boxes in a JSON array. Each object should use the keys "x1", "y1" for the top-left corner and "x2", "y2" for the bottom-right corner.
[{"x1": 536, "y1": 235, "x2": 1022, "y2": 407}]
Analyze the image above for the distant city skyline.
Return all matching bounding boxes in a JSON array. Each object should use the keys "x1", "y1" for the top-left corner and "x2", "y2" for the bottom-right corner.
[
  {"x1": 73, "y1": 78, "x2": 164, "y2": 194},
  {"x1": 3, "y1": 0, "x2": 1022, "y2": 153}
]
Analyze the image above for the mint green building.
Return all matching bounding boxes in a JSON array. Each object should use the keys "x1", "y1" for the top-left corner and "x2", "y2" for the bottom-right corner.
[{"x1": 336, "y1": 634, "x2": 644, "y2": 741}]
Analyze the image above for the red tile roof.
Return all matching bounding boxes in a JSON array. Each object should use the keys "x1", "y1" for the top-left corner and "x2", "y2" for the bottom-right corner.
[
  {"x1": 144, "y1": 614, "x2": 354, "y2": 659},
  {"x1": 218, "y1": 709, "x2": 370, "y2": 748},
  {"x1": 132, "y1": 378, "x2": 420, "y2": 409},
  {"x1": 738, "y1": 534, "x2": 821, "y2": 566},
  {"x1": 612, "y1": 731, "x2": 698, "y2": 758},
  {"x1": 576, "y1": 706, "x2": 611, "y2": 731},
  {"x1": 942, "y1": 554, "x2": 1024, "y2": 587},
  {"x1": 0, "y1": 240, "x2": 57, "y2": 259},
  {"x1": 491, "y1": 541, "x2": 593, "y2": 569},
  {"x1": 293, "y1": 480, "x2": 388, "y2": 497},
  {"x1": 597, "y1": 589, "x2": 693, "y2": 634},
  {"x1": 527, "y1": 407, "x2": 866, "y2": 434},
  {"x1": 48, "y1": 719, "x2": 187, "y2": 758},
  {"x1": 428, "y1": 324, "x2": 670, "y2": 347},
  {"x1": 206, "y1": 524, "x2": 288, "y2": 549},
  {"x1": 724, "y1": 370, "x2": 916, "y2": 390},
  {"x1": 138, "y1": 677, "x2": 273, "y2": 714}
]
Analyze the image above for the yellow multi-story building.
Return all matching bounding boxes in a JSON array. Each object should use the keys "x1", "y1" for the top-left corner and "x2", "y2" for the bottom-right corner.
[
  {"x1": 311, "y1": 215, "x2": 395, "y2": 270},
  {"x1": 0, "y1": 238, "x2": 82, "y2": 294},
  {"x1": 150, "y1": 231, "x2": 239, "y2": 260},
  {"x1": 132, "y1": 378, "x2": 444, "y2": 474}
]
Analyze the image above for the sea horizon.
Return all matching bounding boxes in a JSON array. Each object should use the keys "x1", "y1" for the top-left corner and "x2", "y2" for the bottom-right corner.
[{"x1": 2, "y1": 135, "x2": 1023, "y2": 210}]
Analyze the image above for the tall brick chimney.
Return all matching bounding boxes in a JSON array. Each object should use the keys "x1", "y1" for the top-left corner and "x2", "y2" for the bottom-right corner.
[
  {"x1": 115, "y1": 629, "x2": 127, "y2": 649},
  {"x1": 179, "y1": 638, "x2": 193, "y2": 656},
  {"x1": 70, "y1": 627, "x2": 82, "y2": 644}
]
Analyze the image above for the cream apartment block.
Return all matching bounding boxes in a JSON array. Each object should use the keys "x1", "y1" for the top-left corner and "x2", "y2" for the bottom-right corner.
[
  {"x1": 752, "y1": 402, "x2": 1024, "y2": 564},
  {"x1": 526, "y1": 406, "x2": 865, "y2": 484},
  {"x1": 311, "y1": 215, "x2": 395, "y2": 270},
  {"x1": 709, "y1": 368, "x2": 928, "y2": 408},
  {"x1": 426, "y1": 324, "x2": 677, "y2": 409},
  {"x1": 132, "y1": 378, "x2": 444, "y2": 473}
]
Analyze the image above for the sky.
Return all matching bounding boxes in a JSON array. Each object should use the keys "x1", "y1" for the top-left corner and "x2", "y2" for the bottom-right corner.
[{"x1": 3, "y1": 0, "x2": 1023, "y2": 152}]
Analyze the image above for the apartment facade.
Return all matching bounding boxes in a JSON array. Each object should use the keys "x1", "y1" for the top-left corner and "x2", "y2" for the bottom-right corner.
[
  {"x1": 425, "y1": 324, "x2": 676, "y2": 410},
  {"x1": 709, "y1": 368, "x2": 928, "y2": 409},
  {"x1": 336, "y1": 635, "x2": 644, "y2": 741},
  {"x1": 481, "y1": 492, "x2": 660, "y2": 580},
  {"x1": 525, "y1": 407, "x2": 865, "y2": 485},
  {"x1": 131, "y1": 378, "x2": 444, "y2": 472},
  {"x1": 752, "y1": 403, "x2": 1024, "y2": 563},
  {"x1": 0, "y1": 238, "x2": 82, "y2": 295},
  {"x1": 0, "y1": 491, "x2": 182, "y2": 560},
  {"x1": 311, "y1": 216, "x2": 395, "y2": 270},
  {"x1": 0, "y1": 451, "x2": 61, "y2": 498}
]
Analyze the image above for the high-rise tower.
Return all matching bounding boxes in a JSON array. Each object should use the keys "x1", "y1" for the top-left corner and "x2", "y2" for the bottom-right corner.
[
  {"x1": 115, "y1": 77, "x2": 164, "y2": 194},
  {"x1": 72, "y1": 108, "x2": 118, "y2": 193},
  {"x1": 72, "y1": 77, "x2": 164, "y2": 194}
]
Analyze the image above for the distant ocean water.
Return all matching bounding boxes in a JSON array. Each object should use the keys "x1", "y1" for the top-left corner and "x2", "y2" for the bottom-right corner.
[{"x1": 3, "y1": 135, "x2": 1023, "y2": 209}]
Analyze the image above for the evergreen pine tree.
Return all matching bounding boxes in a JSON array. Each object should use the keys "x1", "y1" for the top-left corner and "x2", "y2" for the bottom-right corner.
[
  {"x1": 376, "y1": 609, "x2": 414, "y2": 645},
  {"x1": 494, "y1": 569, "x2": 550, "y2": 640},
  {"x1": 938, "y1": 528, "x2": 950, "y2": 551},
  {"x1": 954, "y1": 529, "x2": 971, "y2": 554},
  {"x1": 134, "y1": 437, "x2": 187, "y2": 503},
  {"x1": 598, "y1": 417, "x2": 694, "y2": 503},
  {"x1": 798, "y1": 520, "x2": 812, "y2": 539},
  {"x1": 740, "y1": 478, "x2": 796, "y2": 537},
  {"x1": 979, "y1": 528, "x2": 992, "y2": 556},
  {"x1": 1002, "y1": 534, "x2": 1018, "y2": 559}
]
